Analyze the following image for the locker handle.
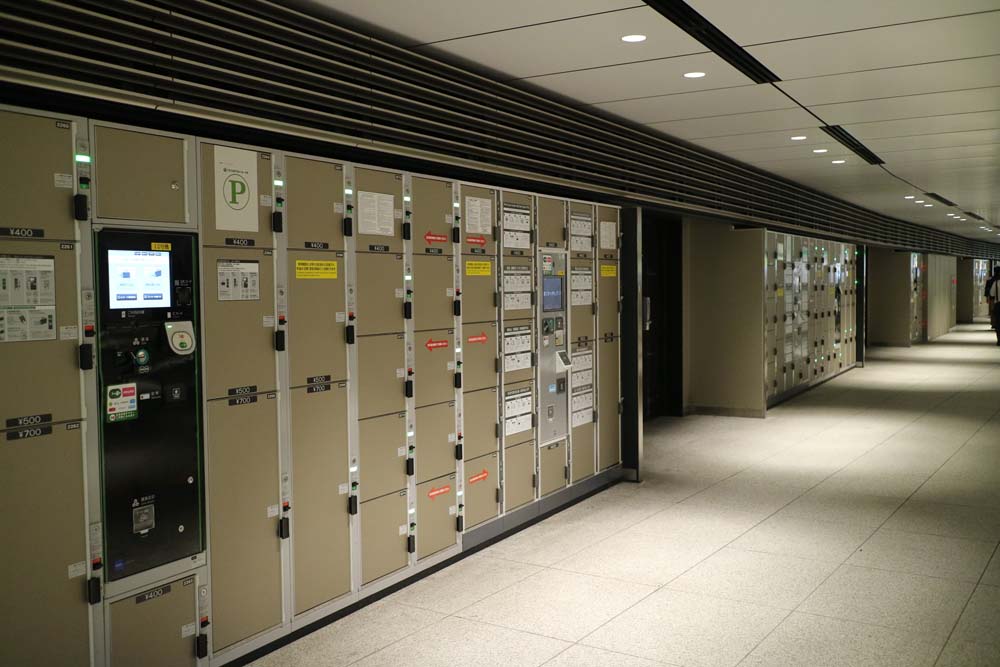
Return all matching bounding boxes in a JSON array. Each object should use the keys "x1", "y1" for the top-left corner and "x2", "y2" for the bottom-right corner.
[
  {"x1": 196, "y1": 635, "x2": 208, "y2": 659},
  {"x1": 454, "y1": 372, "x2": 462, "y2": 389},
  {"x1": 455, "y1": 443, "x2": 463, "y2": 460},
  {"x1": 348, "y1": 495, "x2": 358, "y2": 515},
  {"x1": 346, "y1": 324, "x2": 355, "y2": 344},
  {"x1": 87, "y1": 576, "x2": 101, "y2": 605},
  {"x1": 406, "y1": 458, "x2": 415, "y2": 476},
  {"x1": 402, "y1": 221, "x2": 411, "y2": 240},
  {"x1": 405, "y1": 379, "x2": 414, "y2": 398},
  {"x1": 531, "y1": 473, "x2": 537, "y2": 488},
  {"x1": 73, "y1": 193, "x2": 88, "y2": 221},
  {"x1": 274, "y1": 330, "x2": 286, "y2": 352},
  {"x1": 343, "y1": 216, "x2": 353, "y2": 237},
  {"x1": 453, "y1": 300, "x2": 461, "y2": 317},
  {"x1": 271, "y1": 211, "x2": 283, "y2": 233},
  {"x1": 452, "y1": 227, "x2": 461, "y2": 244},
  {"x1": 403, "y1": 301, "x2": 412, "y2": 320},
  {"x1": 278, "y1": 516, "x2": 290, "y2": 539},
  {"x1": 456, "y1": 516, "x2": 464, "y2": 532},
  {"x1": 407, "y1": 535, "x2": 415, "y2": 553},
  {"x1": 79, "y1": 343, "x2": 93, "y2": 371},
  {"x1": 495, "y1": 488, "x2": 501, "y2": 503}
]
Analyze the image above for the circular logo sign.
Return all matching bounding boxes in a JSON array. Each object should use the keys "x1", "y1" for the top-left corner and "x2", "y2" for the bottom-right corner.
[{"x1": 223, "y1": 174, "x2": 250, "y2": 211}]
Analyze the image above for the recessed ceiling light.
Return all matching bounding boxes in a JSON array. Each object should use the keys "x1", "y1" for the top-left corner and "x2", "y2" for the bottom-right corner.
[
  {"x1": 915, "y1": 200, "x2": 925, "y2": 204},
  {"x1": 790, "y1": 136, "x2": 807, "y2": 141},
  {"x1": 621, "y1": 34, "x2": 646, "y2": 42},
  {"x1": 960, "y1": 218, "x2": 967, "y2": 221},
  {"x1": 904, "y1": 196, "x2": 915, "y2": 199},
  {"x1": 924, "y1": 204, "x2": 933, "y2": 207},
  {"x1": 812, "y1": 149, "x2": 828, "y2": 153},
  {"x1": 684, "y1": 71, "x2": 706, "y2": 78},
  {"x1": 831, "y1": 160, "x2": 846, "y2": 164}
]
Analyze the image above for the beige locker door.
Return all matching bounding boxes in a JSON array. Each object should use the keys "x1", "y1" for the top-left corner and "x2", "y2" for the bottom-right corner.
[
  {"x1": 502, "y1": 257, "x2": 534, "y2": 321},
  {"x1": 357, "y1": 332, "x2": 405, "y2": 419},
  {"x1": 0, "y1": 424, "x2": 88, "y2": 667},
  {"x1": 571, "y1": 424, "x2": 596, "y2": 482},
  {"x1": 291, "y1": 383, "x2": 351, "y2": 615},
  {"x1": 412, "y1": 176, "x2": 454, "y2": 255},
  {"x1": 597, "y1": 260, "x2": 619, "y2": 338},
  {"x1": 95, "y1": 126, "x2": 187, "y2": 224},
  {"x1": 504, "y1": 441, "x2": 535, "y2": 511},
  {"x1": 359, "y1": 411, "x2": 408, "y2": 501},
  {"x1": 200, "y1": 143, "x2": 273, "y2": 247},
  {"x1": 415, "y1": 401, "x2": 456, "y2": 484},
  {"x1": 460, "y1": 185, "x2": 497, "y2": 256},
  {"x1": 539, "y1": 440, "x2": 567, "y2": 497},
  {"x1": 464, "y1": 452, "x2": 499, "y2": 528},
  {"x1": 461, "y1": 322, "x2": 497, "y2": 392},
  {"x1": 598, "y1": 337, "x2": 620, "y2": 471},
  {"x1": 537, "y1": 196, "x2": 566, "y2": 249},
  {"x1": 416, "y1": 474, "x2": 457, "y2": 559},
  {"x1": 288, "y1": 249, "x2": 347, "y2": 386},
  {"x1": 596, "y1": 206, "x2": 618, "y2": 260},
  {"x1": 0, "y1": 240, "x2": 81, "y2": 426},
  {"x1": 414, "y1": 327, "x2": 455, "y2": 408},
  {"x1": 361, "y1": 490, "x2": 408, "y2": 584},
  {"x1": 207, "y1": 395, "x2": 282, "y2": 651},
  {"x1": 355, "y1": 168, "x2": 403, "y2": 253},
  {"x1": 413, "y1": 254, "x2": 454, "y2": 332},
  {"x1": 569, "y1": 202, "x2": 595, "y2": 260},
  {"x1": 202, "y1": 247, "x2": 276, "y2": 399},
  {"x1": 570, "y1": 259, "x2": 595, "y2": 342},
  {"x1": 463, "y1": 387, "x2": 498, "y2": 461},
  {"x1": 286, "y1": 156, "x2": 344, "y2": 251},
  {"x1": 356, "y1": 252, "x2": 404, "y2": 336},
  {"x1": 461, "y1": 255, "x2": 496, "y2": 324},
  {"x1": 110, "y1": 576, "x2": 198, "y2": 667},
  {"x1": 1, "y1": 110, "x2": 77, "y2": 240},
  {"x1": 502, "y1": 320, "x2": 534, "y2": 384}
]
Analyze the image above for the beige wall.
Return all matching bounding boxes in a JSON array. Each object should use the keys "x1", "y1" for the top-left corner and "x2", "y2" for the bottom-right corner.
[
  {"x1": 927, "y1": 254, "x2": 957, "y2": 340},
  {"x1": 683, "y1": 217, "x2": 765, "y2": 416},
  {"x1": 868, "y1": 247, "x2": 912, "y2": 346}
]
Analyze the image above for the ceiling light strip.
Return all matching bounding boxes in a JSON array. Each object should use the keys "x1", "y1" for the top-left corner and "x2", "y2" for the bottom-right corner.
[{"x1": 819, "y1": 125, "x2": 884, "y2": 165}]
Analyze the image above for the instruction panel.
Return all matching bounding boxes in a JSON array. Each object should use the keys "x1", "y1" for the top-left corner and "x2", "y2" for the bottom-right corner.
[
  {"x1": 571, "y1": 267, "x2": 593, "y2": 307},
  {"x1": 217, "y1": 259, "x2": 260, "y2": 301},
  {"x1": 502, "y1": 203, "x2": 531, "y2": 231},
  {"x1": 600, "y1": 221, "x2": 616, "y2": 250},
  {"x1": 465, "y1": 196, "x2": 493, "y2": 234},
  {"x1": 358, "y1": 190, "x2": 395, "y2": 236},
  {"x1": 0, "y1": 254, "x2": 56, "y2": 342},
  {"x1": 504, "y1": 385, "x2": 533, "y2": 436}
]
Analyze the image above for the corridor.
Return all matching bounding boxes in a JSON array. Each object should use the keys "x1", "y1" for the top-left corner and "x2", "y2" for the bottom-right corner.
[{"x1": 253, "y1": 324, "x2": 1000, "y2": 667}]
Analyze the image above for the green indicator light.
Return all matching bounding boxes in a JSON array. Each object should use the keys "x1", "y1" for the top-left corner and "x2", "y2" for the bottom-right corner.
[
  {"x1": 75, "y1": 154, "x2": 91, "y2": 163},
  {"x1": 273, "y1": 179, "x2": 284, "y2": 187}
]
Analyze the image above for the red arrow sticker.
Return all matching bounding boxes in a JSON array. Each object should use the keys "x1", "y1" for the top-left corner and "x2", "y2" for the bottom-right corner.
[
  {"x1": 468, "y1": 469, "x2": 489, "y2": 484},
  {"x1": 425, "y1": 338, "x2": 450, "y2": 351},
  {"x1": 428, "y1": 484, "x2": 451, "y2": 499},
  {"x1": 467, "y1": 332, "x2": 488, "y2": 344},
  {"x1": 424, "y1": 231, "x2": 449, "y2": 244},
  {"x1": 467, "y1": 235, "x2": 486, "y2": 247}
]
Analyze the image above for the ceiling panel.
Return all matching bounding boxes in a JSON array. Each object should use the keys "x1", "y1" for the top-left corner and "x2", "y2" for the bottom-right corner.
[
  {"x1": 811, "y1": 87, "x2": 1000, "y2": 126},
  {"x1": 844, "y1": 110, "x2": 1000, "y2": 140},
  {"x1": 747, "y1": 12, "x2": 1000, "y2": 80},
  {"x1": 777, "y1": 56, "x2": 1000, "y2": 106},
  {"x1": 299, "y1": 0, "x2": 641, "y2": 46},
  {"x1": 649, "y1": 107, "x2": 818, "y2": 139},
  {"x1": 691, "y1": 128, "x2": 826, "y2": 152},
  {"x1": 522, "y1": 51, "x2": 747, "y2": 104},
  {"x1": 415, "y1": 6, "x2": 704, "y2": 79},
  {"x1": 686, "y1": 0, "x2": 1000, "y2": 46},
  {"x1": 879, "y1": 143, "x2": 1000, "y2": 164},
  {"x1": 864, "y1": 129, "x2": 1000, "y2": 152},
  {"x1": 724, "y1": 141, "x2": 853, "y2": 163},
  {"x1": 593, "y1": 84, "x2": 792, "y2": 123}
]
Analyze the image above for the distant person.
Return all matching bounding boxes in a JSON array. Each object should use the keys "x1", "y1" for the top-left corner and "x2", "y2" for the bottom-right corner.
[{"x1": 990, "y1": 267, "x2": 1000, "y2": 340}]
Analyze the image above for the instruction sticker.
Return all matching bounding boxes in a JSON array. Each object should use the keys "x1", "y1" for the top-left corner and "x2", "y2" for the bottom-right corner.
[
  {"x1": 600, "y1": 264, "x2": 617, "y2": 278},
  {"x1": 465, "y1": 260, "x2": 492, "y2": 276},
  {"x1": 106, "y1": 383, "x2": 138, "y2": 423},
  {"x1": 54, "y1": 173, "x2": 74, "y2": 189},
  {"x1": 465, "y1": 196, "x2": 493, "y2": 234},
  {"x1": 599, "y1": 221, "x2": 616, "y2": 250},
  {"x1": 217, "y1": 259, "x2": 260, "y2": 301},
  {"x1": 295, "y1": 259, "x2": 338, "y2": 280},
  {"x1": 214, "y1": 145, "x2": 258, "y2": 233},
  {"x1": 0, "y1": 254, "x2": 57, "y2": 342},
  {"x1": 357, "y1": 191, "x2": 395, "y2": 236}
]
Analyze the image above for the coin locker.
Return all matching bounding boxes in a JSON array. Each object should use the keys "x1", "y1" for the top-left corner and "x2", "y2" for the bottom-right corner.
[
  {"x1": 354, "y1": 168, "x2": 404, "y2": 253},
  {"x1": 360, "y1": 490, "x2": 408, "y2": 584},
  {"x1": 412, "y1": 254, "x2": 455, "y2": 332},
  {"x1": 502, "y1": 258, "x2": 534, "y2": 320},
  {"x1": 290, "y1": 382, "x2": 351, "y2": 616},
  {"x1": 502, "y1": 321, "x2": 534, "y2": 384},
  {"x1": 504, "y1": 440, "x2": 536, "y2": 511},
  {"x1": 463, "y1": 387, "x2": 499, "y2": 461},
  {"x1": 199, "y1": 143, "x2": 273, "y2": 246},
  {"x1": 463, "y1": 452, "x2": 499, "y2": 528},
  {"x1": 357, "y1": 333, "x2": 406, "y2": 419},
  {"x1": 598, "y1": 260, "x2": 619, "y2": 338},
  {"x1": 503, "y1": 381, "x2": 534, "y2": 446},
  {"x1": 461, "y1": 185, "x2": 497, "y2": 256},
  {"x1": 598, "y1": 336, "x2": 620, "y2": 471},
  {"x1": 416, "y1": 474, "x2": 457, "y2": 559},
  {"x1": 462, "y1": 256, "x2": 497, "y2": 324},
  {"x1": 285, "y1": 156, "x2": 345, "y2": 251},
  {"x1": 539, "y1": 440, "x2": 567, "y2": 497},
  {"x1": 461, "y1": 322, "x2": 498, "y2": 392},
  {"x1": 108, "y1": 576, "x2": 199, "y2": 667},
  {"x1": 570, "y1": 340, "x2": 596, "y2": 482},
  {"x1": 414, "y1": 327, "x2": 456, "y2": 408},
  {"x1": 501, "y1": 192, "x2": 532, "y2": 258},
  {"x1": 411, "y1": 176, "x2": 454, "y2": 255},
  {"x1": 569, "y1": 203, "x2": 595, "y2": 259},
  {"x1": 287, "y1": 249, "x2": 347, "y2": 386},
  {"x1": 537, "y1": 196, "x2": 566, "y2": 249},
  {"x1": 571, "y1": 259, "x2": 596, "y2": 342},
  {"x1": 358, "y1": 411, "x2": 408, "y2": 501},
  {"x1": 355, "y1": 252, "x2": 404, "y2": 336},
  {"x1": 415, "y1": 401, "x2": 458, "y2": 483}
]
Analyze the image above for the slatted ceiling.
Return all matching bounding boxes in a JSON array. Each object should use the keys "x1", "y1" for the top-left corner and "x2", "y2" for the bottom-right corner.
[
  {"x1": 522, "y1": 52, "x2": 750, "y2": 105},
  {"x1": 649, "y1": 107, "x2": 818, "y2": 140},
  {"x1": 412, "y1": 6, "x2": 705, "y2": 79},
  {"x1": 593, "y1": 84, "x2": 793, "y2": 124},
  {"x1": 728, "y1": 143, "x2": 852, "y2": 164}
]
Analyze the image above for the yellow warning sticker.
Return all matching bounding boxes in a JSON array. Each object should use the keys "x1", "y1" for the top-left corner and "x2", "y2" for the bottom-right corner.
[
  {"x1": 295, "y1": 259, "x2": 338, "y2": 279},
  {"x1": 151, "y1": 242, "x2": 172, "y2": 251},
  {"x1": 776, "y1": 288, "x2": 785, "y2": 297},
  {"x1": 600, "y1": 264, "x2": 617, "y2": 278},
  {"x1": 465, "y1": 260, "x2": 492, "y2": 276}
]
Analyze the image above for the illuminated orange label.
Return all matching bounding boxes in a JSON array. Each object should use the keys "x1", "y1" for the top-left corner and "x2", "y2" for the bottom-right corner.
[
  {"x1": 468, "y1": 470, "x2": 489, "y2": 484},
  {"x1": 428, "y1": 485, "x2": 451, "y2": 499}
]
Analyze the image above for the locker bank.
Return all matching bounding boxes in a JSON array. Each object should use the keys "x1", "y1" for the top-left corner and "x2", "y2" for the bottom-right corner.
[{"x1": 2, "y1": 2, "x2": 1000, "y2": 666}]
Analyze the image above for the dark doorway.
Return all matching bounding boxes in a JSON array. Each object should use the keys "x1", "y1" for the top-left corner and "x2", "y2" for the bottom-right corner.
[{"x1": 642, "y1": 209, "x2": 684, "y2": 419}]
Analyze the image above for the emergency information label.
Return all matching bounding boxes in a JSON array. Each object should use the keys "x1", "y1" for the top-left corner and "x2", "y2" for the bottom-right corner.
[
  {"x1": 465, "y1": 196, "x2": 493, "y2": 234},
  {"x1": 358, "y1": 191, "x2": 395, "y2": 236},
  {"x1": 106, "y1": 383, "x2": 138, "y2": 423},
  {"x1": 465, "y1": 260, "x2": 492, "y2": 276},
  {"x1": 295, "y1": 259, "x2": 338, "y2": 279},
  {"x1": 0, "y1": 255, "x2": 57, "y2": 343},
  {"x1": 217, "y1": 259, "x2": 260, "y2": 301}
]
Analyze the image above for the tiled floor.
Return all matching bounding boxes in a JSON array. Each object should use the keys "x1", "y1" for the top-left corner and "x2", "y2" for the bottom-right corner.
[{"x1": 252, "y1": 325, "x2": 1000, "y2": 666}]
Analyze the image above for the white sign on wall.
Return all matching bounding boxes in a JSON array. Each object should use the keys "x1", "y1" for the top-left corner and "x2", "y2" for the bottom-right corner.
[{"x1": 214, "y1": 145, "x2": 258, "y2": 233}]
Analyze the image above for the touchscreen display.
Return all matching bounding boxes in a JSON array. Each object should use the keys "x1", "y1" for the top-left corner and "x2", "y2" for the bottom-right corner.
[
  {"x1": 107, "y1": 250, "x2": 171, "y2": 309},
  {"x1": 542, "y1": 275, "x2": 563, "y2": 312}
]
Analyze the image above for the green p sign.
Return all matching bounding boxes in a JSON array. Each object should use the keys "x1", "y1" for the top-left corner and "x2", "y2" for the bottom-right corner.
[{"x1": 223, "y1": 174, "x2": 250, "y2": 210}]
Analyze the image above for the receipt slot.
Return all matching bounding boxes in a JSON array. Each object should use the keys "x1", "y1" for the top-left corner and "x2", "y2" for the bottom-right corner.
[
  {"x1": 96, "y1": 229, "x2": 203, "y2": 580},
  {"x1": 537, "y1": 251, "x2": 570, "y2": 444}
]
